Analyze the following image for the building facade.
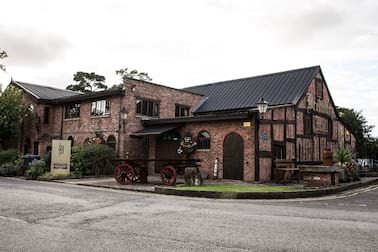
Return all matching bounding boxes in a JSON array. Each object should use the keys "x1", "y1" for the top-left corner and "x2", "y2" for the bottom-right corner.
[{"x1": 14, "y1": 66, "x2": 355, "y2": 182}]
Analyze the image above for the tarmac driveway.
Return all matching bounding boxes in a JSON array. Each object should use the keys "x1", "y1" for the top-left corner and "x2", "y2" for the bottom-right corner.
[{"x1": 0, "y1": 177, "x2": 377, "y2": 251}]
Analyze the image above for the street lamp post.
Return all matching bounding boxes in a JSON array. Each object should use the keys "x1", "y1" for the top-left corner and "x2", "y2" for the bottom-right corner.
[{"x1": 255, "y1": 96, "x2": 269, "y2": 182}]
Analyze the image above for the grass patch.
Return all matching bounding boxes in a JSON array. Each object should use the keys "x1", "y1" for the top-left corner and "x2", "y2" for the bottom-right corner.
[{"x1": 176, "y1": 184, "x2": 304, "y2": 193}]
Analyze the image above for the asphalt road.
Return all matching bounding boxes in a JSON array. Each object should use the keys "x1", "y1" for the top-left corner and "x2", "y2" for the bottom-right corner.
[{"x1": 0, "y1": 178, "x2": 377, "y2": 252}]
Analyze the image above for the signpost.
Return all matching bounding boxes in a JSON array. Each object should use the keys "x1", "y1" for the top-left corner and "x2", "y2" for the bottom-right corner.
[{"x1": 51, "y1": 140, "x2": 71, "y2": 175}]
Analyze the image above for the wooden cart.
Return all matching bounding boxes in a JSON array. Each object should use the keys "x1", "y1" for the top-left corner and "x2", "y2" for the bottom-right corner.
[{"x1": 112, "y1": 158, "x2": 201, "y2": 186}]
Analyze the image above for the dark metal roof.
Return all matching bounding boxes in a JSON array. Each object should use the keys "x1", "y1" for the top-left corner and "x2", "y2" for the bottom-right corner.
[
  {"x1": 13, "y1": 81, "x2": 81, "y2": 100},
  {"x1": 183, "y1": 66, "x2": 320, "y2": 114},
  {"x1": 130, "y1": 125, "x2": 179, "y2": 137},
  {"x1": 53, "y1": 88, "x2": 123, "y2": 104},
  {"x1": 143, "y1": 112, "x2": 250, "y2": 125}
]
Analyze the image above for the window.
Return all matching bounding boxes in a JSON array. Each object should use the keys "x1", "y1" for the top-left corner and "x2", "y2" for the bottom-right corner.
[
  {"x1": 33, "y1": 141, "x2": 39, "y2": 155},
  {"x1": 175, "y1": 104, "x2": 190, "y2": 117},
  {"x1": 107, "y1": 135, "x2": 116, "y2": 150},
  {"x1": 91, "y1": 100, "x2": 110, "y2": 116},
  {"x1": 43, "y1": 107, "x2": 50, "y2": 124},
  {"x1": 304, "y1": 113, "x2": 312, "y2": 135},
  {"x1": 197, "y1": 131, "x2": 210, "y2": 149},
  {"x1": 328, "y1": 119, "x2": 333, "y2": 139},
  {"x1": 136, "y1": 98, "x2": 160, "y2": 117},
  {"x1": 315, "y1": 78, "x2": 323, "y2": 99},
  {"x1": 65, "y1": 104, "x2": 81, "y2": 119}
]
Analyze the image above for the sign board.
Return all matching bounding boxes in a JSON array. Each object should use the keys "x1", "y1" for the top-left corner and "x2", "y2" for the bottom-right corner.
[
  {"x1": 243, "y1": 121, "x2": 251, "y2": 127},
  {"x1": 51, "y1": 140, "x2": 71, "y2": 175}
]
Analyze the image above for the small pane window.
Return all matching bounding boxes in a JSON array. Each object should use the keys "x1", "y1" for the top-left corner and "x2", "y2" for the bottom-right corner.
[
  {"x1": 65, "y1": 104, "x2": 81, "y2": 119},
  {"x1": 304, "y1": 113, "x2": 312, "y2": 135},
  {"x1": 43, "y1": 107, "x2": 50, "y2": 124},
  {"x1": 198, "y1": 131, "x2": 210, "y2": 149},
  {"x1": 91, "y1": 100, "x2": 110, "y2": 116},
  {"x1": 175, "y1": 104, "x2": 190, "y2": 117},
  {"x1": 136, "y1": 98, "x2": 160, "y2": 117}
]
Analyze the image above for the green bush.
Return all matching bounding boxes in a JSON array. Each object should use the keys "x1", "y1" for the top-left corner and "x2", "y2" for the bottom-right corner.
[
  {"x1": 0, "y1": 162, "x2": 18, "y2": 176},
  {"x1": 71, "y1": 144, "x2": 116, "y2": 177},
  {"x1": 0, "y1": 149, "x2": 19, "y2": 166},
  {"x1": 336, "y1": 146, "x2": 352, "y2": 164},
  {"x1": 25, "y1": 160, "x2": 47, "y2": 180}
]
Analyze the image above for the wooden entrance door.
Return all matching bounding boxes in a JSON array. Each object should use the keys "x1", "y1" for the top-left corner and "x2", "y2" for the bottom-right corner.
[
  {"x1": 155, "y1": 131, "x2": 180, "y2": 173},
  {"x1": 223, "y1": 133, "x2": 244, "y2": 180}
]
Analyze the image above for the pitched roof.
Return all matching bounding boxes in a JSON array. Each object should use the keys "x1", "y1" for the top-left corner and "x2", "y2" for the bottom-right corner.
[
  {"x1": 183, "y1": 66, "x2": 320, "y2": 114},
  {"x1": 13, "y1": 81, "x2": 81, "y2": 100}
]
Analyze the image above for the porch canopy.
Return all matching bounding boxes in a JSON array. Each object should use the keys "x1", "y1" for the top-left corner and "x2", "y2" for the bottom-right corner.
[{"x1": 130, "y1": 125, "x2": 180, "y2": 137}]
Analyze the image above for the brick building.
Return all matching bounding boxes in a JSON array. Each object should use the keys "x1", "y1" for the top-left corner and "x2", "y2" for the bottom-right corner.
[{"x1": 13, "y1": 65, "x2": 355, "y2": 182}]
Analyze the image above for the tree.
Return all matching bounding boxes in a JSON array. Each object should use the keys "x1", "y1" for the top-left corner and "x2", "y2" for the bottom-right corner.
[
  {"x1": 115, "y1": 68, "x2": 152, "y2": 82},
  {"x1": 66, "y1": 71, "x2": 107, "y2": 93},
  {"x1": 0, "y1": 86, "x2": 30, "y2": 148},
  {"x1": 0, "y1": 48, "x2": 7, "y2": 71},
  {"x1": 337, "y1": 106, "x2": 375, "y2": 157}
]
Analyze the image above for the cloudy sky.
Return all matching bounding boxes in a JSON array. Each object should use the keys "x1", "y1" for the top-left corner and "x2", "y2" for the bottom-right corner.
[{"x1": 1, "y1": 0, "x2": 378, "y2": 136}]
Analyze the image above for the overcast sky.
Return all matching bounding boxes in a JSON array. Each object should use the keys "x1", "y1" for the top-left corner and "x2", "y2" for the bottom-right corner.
[{"x1": 1, "y1": 0, "x2": 377, "y2": 136}]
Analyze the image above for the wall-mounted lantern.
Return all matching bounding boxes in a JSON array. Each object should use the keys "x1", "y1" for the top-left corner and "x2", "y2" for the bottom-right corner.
[{"x1": 257, "y1": 96, "x2": 269, "y2": 114}]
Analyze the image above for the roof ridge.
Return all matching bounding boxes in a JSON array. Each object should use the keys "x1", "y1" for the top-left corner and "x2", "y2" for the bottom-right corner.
[{"x1": 183, "y1": 65, "x2": 320, "y2": 90}]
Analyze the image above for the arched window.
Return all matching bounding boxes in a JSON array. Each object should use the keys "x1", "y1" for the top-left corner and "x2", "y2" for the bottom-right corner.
[
  {"x1": 197, "y1": 131, "x2": 210, "y2": 149},
  {"x1": 107, "y1": 135, "x2": 116, "y2": 150},
  {"x1": 67, "y1": 136, "x2": 74, "y2": 147}
]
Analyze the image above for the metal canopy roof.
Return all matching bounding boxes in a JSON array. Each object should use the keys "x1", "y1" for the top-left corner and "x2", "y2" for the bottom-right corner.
[
  {"x1": 184, "y1": 66, "x2": 320, "y2": 114},
  {"x1": 130, "y1": 125, "x2": 180, "y2": 137}
]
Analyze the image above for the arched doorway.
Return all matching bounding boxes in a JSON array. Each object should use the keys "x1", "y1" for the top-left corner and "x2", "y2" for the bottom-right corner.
[
  {"x1": 107, "y1": 135, "x2": 116, "y2": 150},
  {"x1": 223, "y1": 133, "x2": 244, "y2": 180}
]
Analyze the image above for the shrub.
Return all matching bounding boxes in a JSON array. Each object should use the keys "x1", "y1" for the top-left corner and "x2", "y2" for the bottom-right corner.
[
  {"x1": 0, "y1": 149, "x2": 19, "y2": 166},
  {"x1": 336, "y1": 146, "x2": 352, "y2": 165},
  {"x1": 0, "y1": 162, "x2": 18, "y2": 176},
  {"x1": 25, "y1": 160, "x2": 47, "y2": 180},
  {"x1": 71, "y1": 144, "x2": 116, "y2": 177}
]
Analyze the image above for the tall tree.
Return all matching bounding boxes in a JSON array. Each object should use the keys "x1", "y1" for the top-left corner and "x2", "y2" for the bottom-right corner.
[
  {"x1": 337, "y1": 106, "x2": 374, "y2": 157},
  {"x1": 116, "y1": 68, "x2": 152, "y2": 82},
  {"x1": 66, "y1": 71, "x2": 107, "y2": 93},
  {"x1": 0, "y1": 86, "x2": 30, "y2": 148},
  {"x1": 0, "y1": 48, "x2": 7, "y2": 71}
]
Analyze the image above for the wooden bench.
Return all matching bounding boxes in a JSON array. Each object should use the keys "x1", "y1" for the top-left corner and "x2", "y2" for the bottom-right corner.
[{"x1": 274, "y1": 159, "x2": 299, "y2": 184}]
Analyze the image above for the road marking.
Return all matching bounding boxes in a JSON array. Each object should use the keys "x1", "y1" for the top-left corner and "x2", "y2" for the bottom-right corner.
[{"x1": 0, "y1": 215, "x2": 28, "y2": 224}]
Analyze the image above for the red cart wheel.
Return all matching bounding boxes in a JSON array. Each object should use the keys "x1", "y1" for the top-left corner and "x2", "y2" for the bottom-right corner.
[
  {"x1": 160, "y1": 165, "x2": 177, "y2": 186},
  {"x1": 114, "y1": 163, "x2": 135, "y2": 185}
]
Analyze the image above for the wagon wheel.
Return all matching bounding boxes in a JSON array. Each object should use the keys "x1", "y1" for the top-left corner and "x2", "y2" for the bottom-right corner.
[
  {"x1": 17, "y1": 164, "x2": 26, "y2": 176},
  {"x1": 131, "y1": 165, "x2": 142, "y2": 182},
  {"x1": 114, "y1": 163, "x2": 135, "y2": 185},
  {"x1": 160, "y1": 165, "x2": 177, "y2": 186}
]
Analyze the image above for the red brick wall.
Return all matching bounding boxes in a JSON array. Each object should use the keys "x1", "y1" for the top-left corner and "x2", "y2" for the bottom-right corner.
[
  {"x1": 121, "y1": 79, "x2": 204, "y2": 159},
  {"x1": 148, "y1": 119, "x2": 256, "y2": 182}
]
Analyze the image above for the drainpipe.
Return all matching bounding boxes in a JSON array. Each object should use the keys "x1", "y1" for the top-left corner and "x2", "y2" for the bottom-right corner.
[
  {"x1": 117, "y1": 94, "x2": 123, "y2": 157},
  {"x1": 254, "y1": 112, "x2": 260, "y2": 181},
  {"x1": 60, "y1": 107, "x2": 64, "y2": 140}
]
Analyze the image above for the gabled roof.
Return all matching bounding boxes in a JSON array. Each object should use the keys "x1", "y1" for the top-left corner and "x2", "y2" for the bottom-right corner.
[
  {"x1": 183, "y1": 66, "x2": 320, "y2": 114},
  {"x1": 13, "y1": 81, "x2": 81, "y2": 100}
]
